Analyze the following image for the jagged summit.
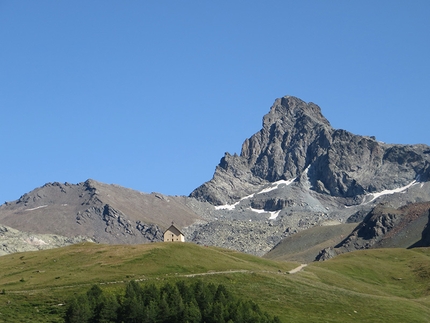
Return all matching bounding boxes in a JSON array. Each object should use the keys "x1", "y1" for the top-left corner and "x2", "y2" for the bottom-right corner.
[
  {"x1": 241, "y1": 96, "x2": 332, "y2": 182},
  {"x1": 190, "y1": 95, "x2": 430, "y2": 205},
  {"x1": 259, "y1": 96, "x2": 331, "y2": 133}
]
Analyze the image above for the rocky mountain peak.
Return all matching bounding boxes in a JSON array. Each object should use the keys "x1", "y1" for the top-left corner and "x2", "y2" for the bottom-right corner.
[
  {"x1": 261, "y1": 96, "x2": 330, "y2": 132},
  {"x1": 84, "y1": 178, "x2": 98, "y2": 189},
  {"x1": 191, "y1": 95, "x2": 430, "y2": 205},
  {"x1": 240, "y1": 96, "x2": 333, "y2": 183}
]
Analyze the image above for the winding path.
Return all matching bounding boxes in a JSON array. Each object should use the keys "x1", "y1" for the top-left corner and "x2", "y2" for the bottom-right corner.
[{"x1": 8, "y1": 267, "x2": 308, "y2": 295}]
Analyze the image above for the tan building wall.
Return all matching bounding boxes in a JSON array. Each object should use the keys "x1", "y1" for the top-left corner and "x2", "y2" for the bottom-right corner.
[{"x1": 163, "y1": 225, "x2": 185, "y2": 242}]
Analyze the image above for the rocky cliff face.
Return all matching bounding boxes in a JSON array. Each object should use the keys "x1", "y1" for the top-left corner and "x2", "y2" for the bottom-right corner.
[
  {"x1": 316, "y1": 202, "x2": 430, "y2": 261},
  {"x1": 191, "y1": 96, "x2": 430, "y2": 205}
]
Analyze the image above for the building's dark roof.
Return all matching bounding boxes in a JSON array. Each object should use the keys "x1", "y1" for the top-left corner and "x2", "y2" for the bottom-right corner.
[{"x1": 164, "y1": 224, "x2": 184, "y2": 236}]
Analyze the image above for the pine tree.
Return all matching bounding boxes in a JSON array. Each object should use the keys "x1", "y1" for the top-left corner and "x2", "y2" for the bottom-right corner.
[
  {"x1": 157, "y1": 294, "x2": 171, "y2": 323},
  {"x1": 161, "y1": 282, "x2": 184, "y2": 322},
  {"x1": 121, "y1": 281, "x2": 145, "y2": 323},
  {"x1": 64, "y1": 294, "x2": 92, "y2": 323},
  {"x1": 125, "y1": 280, "x2": 143, "y2": 299},
  {"x1": 143, "y1": 300, "x2": 158, "y2": 323},
  {"x1": 193, "y1": 280, "x2": 213, "y2": 321},
  {"x1": 211, "y1": 302, "x2": 226, "y2": 323},
  {"x1": 98, "y1": 293, "x2": 119, "y2": 323},
  {"x1": 142, "y1": 283, "x2": 160, "y2": 306},
  {"x1": 214, "y1": 284, "x2": 231, "y2": 303},
  {"x1": 183, "y1": 299, "x2": 202, "y2": 323},
  {"x1": 87, "y1": 285, "x2": 104, "y2": 323},
  {"x1": 176, "y1": 281, "x2": 193, "y2": 303}
]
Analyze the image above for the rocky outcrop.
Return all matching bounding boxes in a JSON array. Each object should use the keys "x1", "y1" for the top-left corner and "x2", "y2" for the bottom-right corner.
[
  {"x1": 0, "y1": 225, "x2": 92, "y2": 256},
  {"x1": 191, "y1": 96, "x2": 430, "y2": 205},
  {"x1": 316, "y1": 202, "x2": 430, "y2": 260},
  {"x1": 251, "y1": 198, "x2": 295, "y2": 211},
  {"x1": 315, "y1": 247, "x2": 339, "y2": 261},
  {"x1": 411, "y1": 209, "x2": 430, "y2": 247},
  {"x1": 190, "y1": 153, "x2": 267, "y2": 206},
  {"x1": 136, "y1": 221, "x2": 164, "y2": 241},
  {"x1": 334, "y1": 205, "x2": 403, "y2": 251}
]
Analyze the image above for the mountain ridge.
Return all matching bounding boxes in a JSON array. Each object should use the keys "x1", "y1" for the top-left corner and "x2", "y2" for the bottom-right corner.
[
  {"x1": 0, "y1": 179, "x2": 202, "y2": 248},
  {"x1": 1, "y1": 95, "x2": 430, "y2": 258}
]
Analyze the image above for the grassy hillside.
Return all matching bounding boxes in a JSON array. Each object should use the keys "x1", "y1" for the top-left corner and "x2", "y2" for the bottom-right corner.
[
  {"x1": 0, "y1": 242, "x2": 294, "y2": 290},
  {"x1": 264, "y1": 223, "x2": 358, "y2": 263},
  {"x1": 0, "y1": 243, "x2": 429, "y2": 322}
]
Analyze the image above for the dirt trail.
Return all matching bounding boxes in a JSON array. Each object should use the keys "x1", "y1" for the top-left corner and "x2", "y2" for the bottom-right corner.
[
  {"x1": 8, "y1": 268, "x2": 297, "y2": 294},
  {"x1": 288, "y1": 264, "x2": 307, "y2": 274},
  {"x1": 182, "y1": 270, "x2": 250, "y2": 277}
]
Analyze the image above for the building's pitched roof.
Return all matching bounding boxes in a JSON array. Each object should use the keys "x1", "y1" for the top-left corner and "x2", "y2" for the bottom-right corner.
[{"x1": 164, "y1": 223, "x2": 184, "y2": 236}]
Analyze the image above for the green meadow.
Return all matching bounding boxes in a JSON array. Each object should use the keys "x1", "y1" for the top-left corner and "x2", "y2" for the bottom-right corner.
[{"x1": 0, "y1": 242, "x2": 429, "y2": 322}]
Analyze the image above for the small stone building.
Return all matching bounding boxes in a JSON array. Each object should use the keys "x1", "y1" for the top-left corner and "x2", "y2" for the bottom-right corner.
[{"x1": 163, "y1": 223, "x2": 185, "y2": 242}]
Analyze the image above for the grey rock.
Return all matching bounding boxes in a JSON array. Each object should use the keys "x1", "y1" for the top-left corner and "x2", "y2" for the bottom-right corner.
[
  {"x1": 191, "y1": 96, "x2": 430, "y2": 204},
  {"x1": 136, "y1": 221, "x2": 164, "y2": 242},
  {"x1": 411, "y1": 209, "x2": 430, "y2": 247},
  {"x1": 316, "y1": 202, "x2": 430, "y2": 260},
  {"x1": 0, "y1": 225, "x2": 92, "y2": 256},
  {"x1": 315, "y1": 247, "x2": 338, "y2": 261}
]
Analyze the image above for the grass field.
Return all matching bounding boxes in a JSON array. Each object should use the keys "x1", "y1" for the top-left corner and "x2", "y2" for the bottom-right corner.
[{"x1": 0, "y1": 242, "x2": 429, "y2": 322}]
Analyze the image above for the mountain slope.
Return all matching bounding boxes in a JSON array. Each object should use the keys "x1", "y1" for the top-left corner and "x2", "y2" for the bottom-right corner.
[
  {"x1": 264, "y1": 223, "x2": 358, "y2": 263},
  {"x1": 0, "y1": 180, "x2": 201, "y2": 246}
]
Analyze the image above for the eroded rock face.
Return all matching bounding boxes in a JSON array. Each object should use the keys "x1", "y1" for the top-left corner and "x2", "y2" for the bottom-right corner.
[
  {"x1": 413, "y1": 210, "x2": 430, "y2": 247},
  {"x1": 0, "y1": 225, "x2": 92, "y2": 256},
  {"x1": 316, "y1": 202, "x2": 430, "y2": 260},
  {"x1": 191, "y1": 96, "x2": 430, "y2": 205},
  {"x1": 336, "y1": 205, "x2": 403, "y2": 251}
]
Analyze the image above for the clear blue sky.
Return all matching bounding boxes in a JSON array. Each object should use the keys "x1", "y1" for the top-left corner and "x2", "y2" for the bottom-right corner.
[{"x1": 1, "y1": 1, "x2": 429, "y2": 203}]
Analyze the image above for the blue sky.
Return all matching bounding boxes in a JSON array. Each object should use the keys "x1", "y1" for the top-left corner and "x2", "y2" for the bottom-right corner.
[{"x1": 1, "y1": 1, "x2": 429, "y2": 202}]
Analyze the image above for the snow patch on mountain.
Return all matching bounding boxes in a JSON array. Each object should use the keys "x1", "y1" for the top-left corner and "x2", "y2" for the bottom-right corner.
[
  {"x1": 214, "y1": 202, "x2": 239, "y2": 211},
  {"x1": 269, "y1": 210, "x2": 281, "y2": 220},
  {"x1": 25, "y1": 205, "x2": 48, "y2": 211},
  {"x1": 256, "y1": 178, "x2": 296, "y2": 195},
  {"x1": 365, "y1": 180, "x2": 418, "y2": 204},
  {"x1": 214, "y1": 178, "x2": 296, "y2": 210}
]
